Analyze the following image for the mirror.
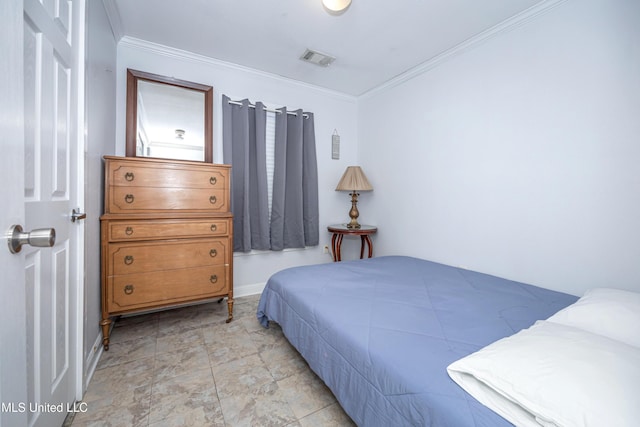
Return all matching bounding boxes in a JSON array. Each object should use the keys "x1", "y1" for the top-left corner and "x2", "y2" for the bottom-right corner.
[{"x1": 126, "y1": 69, "x2": 213, "y2": 162}]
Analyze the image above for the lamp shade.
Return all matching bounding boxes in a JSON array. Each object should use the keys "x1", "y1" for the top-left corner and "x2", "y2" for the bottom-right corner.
[{"x1": 335, "y1": 166, "x2": 373, "y2": 192}]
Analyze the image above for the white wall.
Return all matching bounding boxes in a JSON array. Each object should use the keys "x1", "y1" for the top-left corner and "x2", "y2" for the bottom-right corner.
[
  {"x1": 84, "y1": 0, "x2": 117, "y2": 388},
  {"x1": 358, "y1": 0, "x2": 640, "y2": 296},
  {"x1": 115, "y1": 39, "x2": 359, "y2": 294}
]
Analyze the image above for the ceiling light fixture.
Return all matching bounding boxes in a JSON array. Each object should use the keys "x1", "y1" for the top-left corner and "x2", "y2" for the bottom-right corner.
[{"x1": 322, "y1": 0, "x2": 352, "y2": 15}]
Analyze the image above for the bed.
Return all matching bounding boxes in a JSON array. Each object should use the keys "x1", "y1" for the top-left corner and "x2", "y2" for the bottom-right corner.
[{"x1": 257, "y1": 256, "x2": 581, "y2": 426}]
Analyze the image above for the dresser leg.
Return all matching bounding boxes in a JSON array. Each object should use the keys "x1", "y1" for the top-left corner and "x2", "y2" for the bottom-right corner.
[
  {"x1": 226, "y1": 297, "x2": 234, "y2": 323},
  {"x1": 100, "y1": 318, "x2": 112, "y2": 351}
]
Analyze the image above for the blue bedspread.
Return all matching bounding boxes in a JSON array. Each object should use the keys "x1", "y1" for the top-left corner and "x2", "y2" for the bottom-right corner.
[{"x1": 256, "y1": 256, "x2": 577, "y2": 426}]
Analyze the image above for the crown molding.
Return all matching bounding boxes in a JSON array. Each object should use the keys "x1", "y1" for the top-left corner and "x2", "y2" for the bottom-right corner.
[
  {"x1": 101, "y1": 0, "x2": 123, "y2": 41},
  {"x1": 359, "y1": 0, "x2": 569, "y2": 100},
  {"x1": 119, "y1": 36, "x2": 358, "y2": 103}
]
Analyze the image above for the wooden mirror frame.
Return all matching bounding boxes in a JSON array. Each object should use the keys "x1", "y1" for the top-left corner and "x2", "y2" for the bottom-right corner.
[{"x1": 125, "y1": 69, "x2": 213, "y2": 163}]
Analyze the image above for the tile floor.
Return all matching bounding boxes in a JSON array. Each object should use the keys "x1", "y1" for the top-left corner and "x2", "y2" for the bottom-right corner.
[{"x1": 70, "y1": 295, "x2": 356, "y2": 427}]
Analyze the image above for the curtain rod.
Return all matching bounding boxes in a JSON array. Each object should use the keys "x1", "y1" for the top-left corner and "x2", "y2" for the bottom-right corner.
[{"x1": 226, "y1": 99, "x2": 309, "y2": 118}]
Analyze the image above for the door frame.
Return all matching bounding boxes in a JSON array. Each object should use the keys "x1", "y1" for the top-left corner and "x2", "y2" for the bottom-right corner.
[{"x1": 71, "y1": 0, "x2": 87, "y2": 402}]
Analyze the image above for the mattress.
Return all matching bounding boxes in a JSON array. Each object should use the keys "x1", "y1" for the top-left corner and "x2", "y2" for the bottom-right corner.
[{"x1": 256, "y1": 256, "x2": 578, "y2": 426}]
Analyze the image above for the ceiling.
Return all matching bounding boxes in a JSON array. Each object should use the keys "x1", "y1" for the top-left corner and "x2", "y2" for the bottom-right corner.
[{"x1": 104, "y1": 0, "x2": 550, "y2": 96}]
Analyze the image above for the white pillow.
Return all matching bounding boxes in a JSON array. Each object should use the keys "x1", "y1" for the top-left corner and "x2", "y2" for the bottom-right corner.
[
  {"x1": 447, "y1": 320, "x2": 640, "y2": 427},
  {"x1": 546, "y1": 287, "x2": 640, "y2": 347}
]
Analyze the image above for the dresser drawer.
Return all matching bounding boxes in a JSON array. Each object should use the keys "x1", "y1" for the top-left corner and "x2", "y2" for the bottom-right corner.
[
  {"x1": 107, "y1": 265, "x2": 229, "y2": 312},
  {"x1": 108, "y1": 187, "x2": 228, "y2": 213},
  {"x1": 108, "y1": 239, "x2": 228, "y2": 275},
  {"x1": 108, "y1": 160, "x2": 229, "y2": 190},
  {"x1": 107, "y1": 219, "x2": 229, "y2": 241}
]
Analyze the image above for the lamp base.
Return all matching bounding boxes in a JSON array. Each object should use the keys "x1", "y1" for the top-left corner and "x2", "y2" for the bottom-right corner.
[
  {"x1": 346, "y1": 192, "x2": 361, "y2": 229},
  {"x1": 346, "y1": 220, "x2": 361, "y2": 230}
]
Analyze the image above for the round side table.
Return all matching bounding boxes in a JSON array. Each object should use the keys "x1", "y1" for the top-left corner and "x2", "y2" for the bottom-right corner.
[{"x1": 327, "y1": 224, "x2": 377, "y2": 262}]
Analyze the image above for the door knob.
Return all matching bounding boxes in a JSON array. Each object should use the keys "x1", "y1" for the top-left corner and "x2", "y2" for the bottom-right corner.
[{"x1": 6, "y1": 224, "x2": 56, "y2": 254}]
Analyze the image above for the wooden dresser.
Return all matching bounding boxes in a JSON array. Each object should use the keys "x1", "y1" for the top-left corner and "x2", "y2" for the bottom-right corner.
[{"x1": 100, "y1": 156, "x2": 233, "y2": 350}]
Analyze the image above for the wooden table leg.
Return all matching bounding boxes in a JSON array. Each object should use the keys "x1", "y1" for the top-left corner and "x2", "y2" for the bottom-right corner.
[
  {"x1": 331, "y1": 233, "x2": 337, "y2": 261},
  {"x1": 335, "y1": 234, "x2": 344, "y2": 261},
  {"x1": 331, "y1": 232, "x2": 344, "y2": 262},
  {"x1": 363, "y1": 235, "x2": 373, "y2": 258}
]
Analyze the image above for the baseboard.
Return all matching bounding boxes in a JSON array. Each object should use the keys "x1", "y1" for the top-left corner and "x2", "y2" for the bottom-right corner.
[
  {"x1": 83, "y1": 333, "x2": 104, "y2": 393},
  {"x1": 235, "y1": 282, "x2": 266, "y2": 298}
]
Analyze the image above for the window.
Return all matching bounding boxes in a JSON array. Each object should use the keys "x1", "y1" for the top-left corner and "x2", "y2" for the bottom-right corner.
[{"x1": 222, "y1": 95, "x2": 319, "y2": 252}]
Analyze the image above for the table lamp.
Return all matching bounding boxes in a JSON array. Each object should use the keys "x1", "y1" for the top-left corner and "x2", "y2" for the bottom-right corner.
[{"x1": 335, "y1": 166, "x2": 373, "y2": 229}]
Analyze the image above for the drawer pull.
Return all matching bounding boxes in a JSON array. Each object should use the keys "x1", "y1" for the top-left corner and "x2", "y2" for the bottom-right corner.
[
  {"x1": 210, "y1": 224, "x2": 217, "y2": 232},
  {"x1": 124, "y1": 172, "x2": 135, "y2": 182},
  {"x1": 124, "y1": 284, "x2": 134, "y2": 295},
  {"x1": 125, "y1": 226, "x2": 134, "y2": 236},
  {"x1": 124, "y1": 255, "x2": 134, "y2": 265},
  {"x1": 210, "y1": 275, "x2": 218, "y2": 284},
  {"x1": 209, "y1": 176, "x2": 217, "y2": 185},
  {"x1": 209, "y1": 196, "x2": 217, "y2": 204},
  {"x1": 209, "y1": 249, "x2": 217, "y2": 258},
  {"x1": 124, "y1": 194, "x2": 135, "y2": 204}
]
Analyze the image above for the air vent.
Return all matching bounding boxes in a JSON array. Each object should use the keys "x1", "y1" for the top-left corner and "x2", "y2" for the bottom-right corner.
[{"x1": 300, "y1": 48, "x2": 336, "y2": 67}]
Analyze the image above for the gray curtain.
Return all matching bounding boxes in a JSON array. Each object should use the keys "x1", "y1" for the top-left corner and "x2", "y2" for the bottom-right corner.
[
  {"x1": 222, "y1": 95, "x2": 270, "y2": 252},
  {"x1": 222, "y1": 96, "x2": 319, "y2": 252},
  {"x1": 271, "y1": 108, "x2": 319, "y2": 250}
]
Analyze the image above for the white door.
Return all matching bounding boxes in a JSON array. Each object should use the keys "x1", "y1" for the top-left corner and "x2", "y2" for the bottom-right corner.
[
  {"x1": 2, "y1": 0, "x2": 85, "y2": 426},
  {"x1": 0, "y1": 0, "x2": 29, "y2": 426}
]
